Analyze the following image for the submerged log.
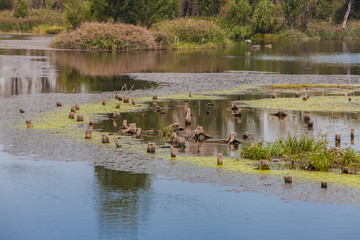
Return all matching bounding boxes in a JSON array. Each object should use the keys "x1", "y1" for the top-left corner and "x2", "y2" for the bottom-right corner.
[
  {"x1": 171, "y1": 146, "x2": 176, "y2": 158},
  {"x1": 26, "y1": 120, "x2": 33, "y2": 128},
  {"x1": 217, "y1": 153, "x2": 223, "y2": 165},
  {"x1": 102, "y1": 134, "x2": 109, "y2": 143},
  {"x1": 258, "y1": 160, "x2": 270, "y2": 170},
  {"x1": 114, "y1": 137, "x2": 122, "y2": 148},
  {"x1": 147, "y1": 142, "x2": 156, "y2": 153},
  {"x1": 271, "y1": 109, "x2": 287, "y2": 118},
  {"x1": 85, "y1": 130, "x2": 92, "y2": 139},
  {"x1": 56, "y1": 101, "x2": 62, "y2": 107},
  {"x1": 102, "y1": 99, "x2": 106, "y2": 105},
  {"x1": 20, "y1": 109, "x2": 25, "y2": 113},
  {"x1": 69, "y1": 112, "x2": 75, "y2": 119},
  {"x1": 284, "y1": 176, "x2": 292, "y2": 183},
  {"x1": 77, "y1": 115, "x2": 83, "y2": 122}
]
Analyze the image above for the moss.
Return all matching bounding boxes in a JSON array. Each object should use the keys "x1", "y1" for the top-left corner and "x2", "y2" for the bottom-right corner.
[{"x1": 241, "y1": 96, "x2": 360, "y2": 112}]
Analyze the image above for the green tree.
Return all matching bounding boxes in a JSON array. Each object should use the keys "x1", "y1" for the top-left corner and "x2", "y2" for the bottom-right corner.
[
  {"x1": 225, "y1": 0, "x2": 251, "y2": 25},
  {"x1": 253, "y1": 0, "x2": 280, "y2": 33},
  {"x1": 195, "y1": 0, "x2": 227, "y2": 16},
  {"x1": 282, "y1": 0, "x2": 305, "y2": 28},
  {"x1": 0, "y1": 0, "x2": 11, "y2": 11},
  {"x1": 64, "y1": 0, "x2": 92, "y2": 29},
  {"x1": 13, "y1": 0, "x2": 29, "y2": 18}
]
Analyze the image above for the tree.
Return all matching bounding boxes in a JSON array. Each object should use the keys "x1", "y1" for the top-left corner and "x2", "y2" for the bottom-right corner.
[
  {"x1": 225, "y1": 0, "x2": 251, "y2": 25},
  {"x1": 282, "y1": 0, "x2": 305, "y2": 28},
  {"x1": 64, "y1": 0, "x2": 91, "y2": 29},
  {"x1": 195, "y1": 0, "x2": 227, "y2": 16},
  {"x1": 253, "y1": 0, "x2": 279, "y2": 33},
  {"x1": 13, "y1": 0, "x2": 29, "y2": 18},
  {"x1": 0, "y1": 0, "x2": 11, "y2": 10}
]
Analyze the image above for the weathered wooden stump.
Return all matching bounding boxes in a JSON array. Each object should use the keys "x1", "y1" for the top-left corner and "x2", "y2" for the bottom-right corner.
[
  {"x1": 113, "y1": 111, "x2": 118, "y2": 118},
  {"x1": 177, "y1": 136, "x2": 186, "y2": 149},
  {"x1": 153, "y1": 94, "x2": 158, "y2": 100},
  {"x1": 258, "y1": 139, "x2": 263, "y2": 146},
  {"x1": 295, "y1": 93, "x2": 300, "y2": 98},
  {"x1": 189, "y1": 92, "x2": 192, "y2": 97},
  {"x1": 118, "y1": 95, "x2": 123, "y2": 101},
  {"x1": 271, "y1": 109, "x2": 287, "y2": 118},
  {"x1": 307, "y1": 120, "x2": 314, "y2": 129},
  {"x1": 321, "y1": 181, "x2": 327, "y2": 189},
  {"x1": 116, "y1": 102, "x2": 121, "y2": 109},
  {"x1": 258, "y1": 160, "x2": 270, "y2": 170},
  {"x1": 124, "y1": 97, "x2": 129, "y2": 103},
  {"x1": 26, "y1": 120, "x2": 33, "y2": 128},
  {"x1": 228, "y1": 132, "x2": 240, "y2": 145},
  {"x1": 102, "y1": 134, "x2": 109, "y2": 143},
  {"x1": 343, "y1": 167, "x2": 349, "y2": 174},
  {"x1": 185, "y1": 108, "x2": 191, "y2": 125},
  {"x1": 56, "y1": 102, "x2": 62, "y2": 107},
  {"x1": 217, "y1": 153, "x2": 223, "y2": 165},
  {"x1": 122, "y1": 120, "x2": 128, "y2": 129},
  {"x1": 20, "y1": 109, "x2": 25, "y2": 113},
  {"x1": 230, "y1": 101, "x2": 238, "y2": 111},
  {"x1": 102, "y1": 99, "x2": 106, "y2": 105},
  {"x1": 70, "y1": 106, "x2": 76, "y2": 113},
  {"x1": 69, "y1": 112, "x2": 75, "y2": 119},
  {"x1": 75, "y1": 104, "x2": 80, "y2": 110},
  {"x1": 351, "y1": 129, "x2": 354, "y2": 140},
  {"x1": 284, "y1": 176, "x2": 292, "y2": 183},
  {"x1": 85, "y1": 130, "x2": 92, "y2": 139},
  {"x1": 113, "y1": 120, "x2": 117, "y2": 128},
  {"x1": 242, "y1": 132, "x2": 252, "y2": 140},
  {"x1": 231, "y1": 108, "x2": 242, "y2": 117},
  {"x1": 89, "y1": 116, "x2": 93, "y2": 125},
  {"x1": 335, "y1": 134, "x2": 341, "y2": 145},
  {"x1": 349, "y1": 97, "x2": 352, "y2": 102},
  {"x1": 170, "y1": 146, "x2": 176, "y2": 158},
  {"x1": 304, "y1": 114, "x2": 311, "y2": 122},
  {"x1": 147, "y1": 142, "x2": 156, "y2": 153},
  {"x1": 303, "y1": 96, "x2": 307, "y2": 101},
  {"x1": 136, "y1": 128, "x2": 142, "y2": 138},
  {"x1": 307, "y1": 94, "x2": 310, "y2": 99},
  {"x1": 131, "y1": 98, "x2": 135, "y2": 105},
  {"x1": 77, "y1": 115, "x2": 83, "y2": 122},
  {"x1": 271, "y1": 93, "x2": 276, "y2": 99},
  {"x1": 115, "y1": 94, "x2": 120, "y2": 100},
  {"x1": 113, "y1": 137, "x2": 122, "y2": 148}
]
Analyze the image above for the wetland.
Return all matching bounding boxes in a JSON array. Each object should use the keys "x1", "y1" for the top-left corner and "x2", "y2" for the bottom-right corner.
[{"x1": 1, "y1": 35, "x2": 360, "y2": 239}]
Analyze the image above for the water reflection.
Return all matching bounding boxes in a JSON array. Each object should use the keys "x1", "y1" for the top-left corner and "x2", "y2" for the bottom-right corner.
[{"x1": 94, "y1": 167, "x2": 152, "y2": 239}]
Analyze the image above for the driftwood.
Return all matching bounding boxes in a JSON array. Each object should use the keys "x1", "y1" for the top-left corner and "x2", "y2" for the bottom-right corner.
[
  {"x1": 303, "y1": 96, "x2": 307, "y2": 101},
  {"x1": 284, "y1": 176, "x2": 293, "y2": 183},
  {"x1": 187, "y1": 126, "x2": 212, "y2": 142},
  {"x1": 258, "y1": 160, "x2": 270, "y2": 170},
  {"x1": 115, "y1": 94, "x2": 120, "y2": 100},
  {"x1": 227, "y1": 132, "x2": 241, "y2": 145},
  {"x1": 113, "y1": 137, "x2": 122, "y2": 148},
  {"x1": 113, "y1": 120, "x2": 117, "y2": 128},
  {"x1": 131, "y1": 98, "x2": 136, "y2": 105},
  {"x1": 189, "y1": 92, "x2": 192, "y2": 97},
  {"x1": 121, "y1": 120, "x2": 128, "y2": 129},
  {"x1": 304, "y1": 114, "x2": 311, "y2": 122},
  {"x1": 307, "y1": 120, "x2": 314, "y2": 129},
  {"x1": 295, "y1": 93, "x2": 300, "y2": 98},
  {"x1": 271, "y1": 109, "x2": 287, "y2": 118}
]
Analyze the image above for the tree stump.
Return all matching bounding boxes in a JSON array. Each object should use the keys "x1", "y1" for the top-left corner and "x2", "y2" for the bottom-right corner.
[
  {"x1": 122, "y1": 120, "x2": 128, "y2": 129},
  {"x1": 295, "y1": 93, "x2": 300, "y2": 98},
  {"x1": 118, "y1": 96, "x2": 123, "y2": 101},
  {"x1": 153, "y1": 94, "x2": 158, "y2": 100},
  {"x1": 228, "y1": 132, "x2": 240, "y2": 145},
  {"x1": 20, "y1": 109, "x2": 25, "y2": 113},
  {"x1": 115, "y1": 94, "x2": 120, "y2": 100},
  {"x1": 113, "y1": 111, "x2": 118, "y2": 118},
  {"x1": 284, "y1": 176, "x2": 292, "y2": 183},
  {"x1": 192, "y1": 126, "x2": 212, "y2": 141},
  {"x1": 136, "y1": 128, "x2": 142, "y2": 138},
  {"x1": 185, "y1": 108, "x2": 191, "y2": 125},
  {"x1": 69, "y1": 112, "x2": 75, "y2": 119},
  {"x1": 271, "y1": 109, "x2": 287, "y2": 118},
  {"x1": 102, "y1": 99, "x2": 106, "y2": 105},
  {"x1": 258, "y1": 160, "x2": 270, "y2": 170},
  {"x1": 77, "y1": 115, "x2": 83, "y2": 122},
  {"x1": 303, "y1": 96, "x2": 307, "y2": 101},
  {"x1": 116, "y1": 102, "x2": 121, "y2": 109},
  {"x1": 171, "y1": 146, "x2": 176, "y2": 158},
  {"x1": 343, "y1": 167, "x2": 349, "y2": 174},
  {"x1": 230, "y1": 101, "x2": 238, "y2": 111},
  {"x1": 217, "y1": 153, "x2": 223, "y2": 165},
  {"x1": 307, "y1": 120, "x2": 314, "y2": 129},
  {"x1": 75, "y1": 104, "x2": 80, "y2": 110},
  {"x1": 85, "y1": 130, "x2": 92, "y2": 139},
  {"x1": 147, "y1": 142, "x2": 156, "y2": 153},
  {"x1": 26, "y1": 120, "x2": 33, "y2": 128},
  {"x1": 124, "y1": 97, "x2": 129, "y2": 103},
  {"x1": 304, "y1": 114, "x2": 311, "y2": 122},
  {"x1": 131, "y1": 98, "x2": 136, "y2": 105},
  {"x1": 231, "y1": 109, "x2": 242, "y2": 117},
  {"x1": 113, "y1": 120, "x2": 117, "y2": 128},
  {"x1": 102, "y1": 134, "x2": 109, "y2": 143},
  {"x1": 321, "y1": 181, "x2": 327, "y2": 189},
  {"x1": 56, "y1": 102, "x2": 62, "y2": 107},
  {"x1": 177, "y1": 137, "x2": 186, "y2": 149},
  {"x1": 258, "y1": 139, "x2": 263, "y2": 146},
  {"x1": 89, "y1": 116, "x2": 93, "y2": 125},
  {"x1": 335, "y1": 134, "x2": 341, "y2": 144},
  {"x1": 113, "y1": 137, "x2": 122, "y2": 148},
  {"x1": 349, "y1": 97, "x2": 352, "y2": 102},
  {"x1": 189, "y1": 92, "x2": 192, "y2": 97},
  {"x1": 70, "y1": 106, "x2": 76, "y2": 113},
  {"x1": 242, "y1": 132, "x2": 252, "y2": 140},
  {"x1": 351, "y1": 129, "x2": 354, "y2": 140},
  {"x1": 271, "y1": 93, "x2": 276, "y2": 99}
]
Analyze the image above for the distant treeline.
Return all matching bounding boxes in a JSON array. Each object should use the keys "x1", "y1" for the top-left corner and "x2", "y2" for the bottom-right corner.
[{"x1": 1, "y1": 0, "x2": 359, "y2": 38}]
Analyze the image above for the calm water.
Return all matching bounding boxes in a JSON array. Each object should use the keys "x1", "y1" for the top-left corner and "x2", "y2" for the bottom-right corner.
[{"x1": 1, "y1": 35, "x2": 360, "y2": 239}]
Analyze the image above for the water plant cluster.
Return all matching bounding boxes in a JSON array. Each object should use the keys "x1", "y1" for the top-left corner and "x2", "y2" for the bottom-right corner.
[{"x1": 241, "y1": 134, "x2": 360, "y2": 173}]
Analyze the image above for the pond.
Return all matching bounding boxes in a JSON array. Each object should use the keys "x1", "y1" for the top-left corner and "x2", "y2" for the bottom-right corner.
[{"x1": 1, "y1": 35, "x2": 360, "y2": 239}]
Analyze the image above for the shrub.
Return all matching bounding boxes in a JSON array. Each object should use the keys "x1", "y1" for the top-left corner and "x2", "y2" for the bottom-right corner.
[
  {"x1": 13, "y1": 0, "x2": 29, "y2": 18},
  {"x1": 64, "y1": 0, "x2": 92, "y2": 29},
  {"x1": 50, "y1": 22, "x2": 158, "y2": 50},
  {"x1": 152, "y1": 18, "x2": 229, "y2": 48},
  {"x1": 253, "y1": 0, "x2": 281, "y2": 33}
]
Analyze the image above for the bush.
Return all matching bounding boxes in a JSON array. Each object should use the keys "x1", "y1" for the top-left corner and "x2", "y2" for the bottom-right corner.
[
  {"x1": 152, "y1": 18, "x2": 229, "y2": 48},
  {"x1": 50, "y1": 22, "x2": 158, "y2": 50},
  {"x1": 64, "y1": 0, "x2": 92, "y2": 29},
  {"x1": 253, "y1": 0, "x2": 281, "y2": 33},
  {"x1": 13, "y1": 0, "x2": 29, "y2": 18}
]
